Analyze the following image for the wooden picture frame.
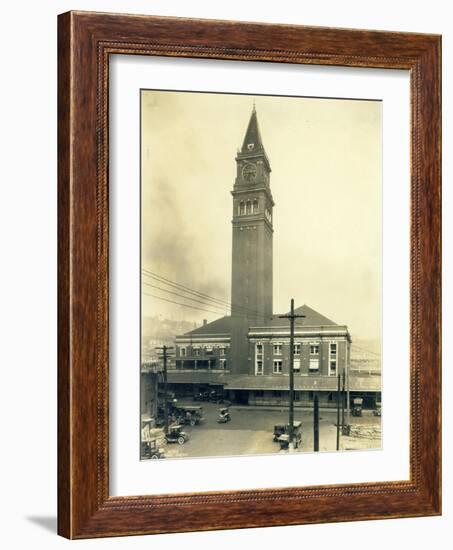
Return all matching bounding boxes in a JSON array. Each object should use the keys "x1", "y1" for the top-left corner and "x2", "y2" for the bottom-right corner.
[{"x1": 58, "y1": 11, "x2": 441, "y2": 539}]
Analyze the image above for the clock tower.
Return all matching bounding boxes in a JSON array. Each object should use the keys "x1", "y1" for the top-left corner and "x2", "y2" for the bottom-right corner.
[{"x1": 230, "y1": 105, "x2": 274, "y2": 373}]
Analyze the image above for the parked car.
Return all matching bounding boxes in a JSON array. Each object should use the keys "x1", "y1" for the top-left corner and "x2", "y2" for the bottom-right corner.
[
  {"x1": 352, "y1": 397, "x2": 364, "y2": 417},
  {"x1": 273, "y1": 424, "x2": 286, "y2": 442},
  {"x1": 165, "y1": 425, "x2": 189, "y2": 445},
  {"x1": 217, "y1": 407, "x2": 231, "y2": 423},
  {"x1": 273, "y1": 421, "x2": 302, "y2": 443},
  {"x1": 193, "y1": 389, "x2": 225, "y2": 403},
  {"x1": 193, "y1": 390, "x2": 210, "y2": 402},
  {"x1": 141, "y1": 439, "x2": 165, "y2": 459},
  {"x1": 175, "y1": 405, "x2": 204, "y2": 426},
  {"x1": 373, "y1": 399, "x2": 382, "y2": 416},
  {"x1": 277, "y1": 429, "x2": 302, "y2": 450},
  {"x1": 208, "y1": 390, "x2": 225, "y2": 403}
]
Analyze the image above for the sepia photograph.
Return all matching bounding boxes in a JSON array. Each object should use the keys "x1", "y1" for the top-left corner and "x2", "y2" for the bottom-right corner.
[{"x1": 140, "y1": 89, "x2": 382, "y2": 460}]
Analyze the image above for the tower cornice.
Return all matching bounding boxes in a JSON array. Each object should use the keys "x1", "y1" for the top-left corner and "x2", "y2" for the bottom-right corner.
[
  {"x1": 231, "y1": 217, "x2": 274, "y2": 232},
  {"x1": 231, "y1": 186, "x2": 274, "y2": 206}
]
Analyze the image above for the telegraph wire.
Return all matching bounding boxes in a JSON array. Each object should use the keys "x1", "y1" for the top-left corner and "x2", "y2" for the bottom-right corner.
[
  {"x1": 142, "y1": 280, "x2": 264, "y2": 318},
  {"x1": 142, "y1": 282, "x2": 230, "y2": 315},
  {"x1": 350, "y1": 344, "x2": 381, "y2": 357},
  {"x1": 142, "y1": 267, "x2": 263, "y2": 318},
  {"x1": 142, "y1": 292, "x2": 227, "y2": 316},
  {"x1": 143, "y1": 291, "x2": 271, "y2": 321},
  {"x1": 142, "y1": 267, "x2": 254, "y2": 314},
  {"x1": 142, "y1": 268, "x2": 230, "y2": 306}
]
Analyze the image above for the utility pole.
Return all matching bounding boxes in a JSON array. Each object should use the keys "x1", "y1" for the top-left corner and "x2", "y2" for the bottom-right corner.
[
  {"x1": 279, "y1": 299, "x2": 305, "y2": 450},
  {"x1": 156, "y1": 345, "x2": 174, "y2": 434},
  {"x1": 346, "y1": 342, "x2": 351, "y2": 430},
  {"x1": 313, "y1": 393, "x2": 319, "y2": 452},
  {"x1": 341, "y1": 368, "x2": 346, "y2": 429},
  {"x1": 336, "y1": 373, "x2": 341, "y2": 451}
]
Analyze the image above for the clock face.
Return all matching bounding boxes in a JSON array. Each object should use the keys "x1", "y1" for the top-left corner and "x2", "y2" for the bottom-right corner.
[{"x1": 242, "y1": 163, "x2": 257, "y2": 182}]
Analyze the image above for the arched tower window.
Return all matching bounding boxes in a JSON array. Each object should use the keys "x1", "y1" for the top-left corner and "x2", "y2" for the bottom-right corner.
[
  {"x1": 239, "y1": 201, "x2": 245, "y2": 215},
  {"x1": 246, "y1": 200, "x2": 252, "y2": 215},
  {"x1": 253, "y1": 199, "x2": 259, "y2": 213}
]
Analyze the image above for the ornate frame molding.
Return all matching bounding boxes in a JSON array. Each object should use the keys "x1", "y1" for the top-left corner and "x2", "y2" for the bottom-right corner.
[{"x1": 58, "y1": 11, "x2": 441, "y2": 538}]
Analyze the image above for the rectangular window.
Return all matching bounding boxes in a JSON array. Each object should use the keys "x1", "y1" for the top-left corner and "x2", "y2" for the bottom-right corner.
[
  {"x1": 273, "y1": 360, "x2": 283, "y2": 374},
  {"x1": 219, "y1": 358, "x2": 226, "y2": 370},
  {"x1": 219, "y1": 347, "x2": 225, "y2": 356},
  {"x1": 273, "y1": 344, "x2": 282, "y2": 355},
  {"x1": 310, "y1": 344, "x2": 319, "y2": 355},
  {"x1": 329, "y1": 343, "x2": 337, "y2": 356},
  {"x1": 329, "y1": 360, "x2": 337, "y2": 375},
  {"x1": 256, "y1": 360, "x2": 263, "y2": 375},
  {"x1": 309, "y1": 358, "x2": 319, "y2": 371},
  {"x1": 255, "y1": 390, "x2": 264, "y2": 398},
  {"x1": 194, "y1": 348, "x2": 200, "y2": 356},
  {"x1": 180, "y1": 347, "x2": 186, "y2": 357},
  {"x1": 293, "y1": 358, "x2": 301, "y2": 372},
  {"x1": 294, "y1": 391, "x2": 300, "y2": 401},
  {"x1": 255, "y1": 343, "x2": 264, "y2": 375},
  {"x1": 294, "y1": 343, "x2": 301, "y2": 355}
]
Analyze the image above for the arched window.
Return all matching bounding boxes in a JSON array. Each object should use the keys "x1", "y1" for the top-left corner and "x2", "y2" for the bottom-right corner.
[
  {"x1": 246, "y1": 200, "x2": 252, "y2": 215},
  {"x1": 253, "y1": 199, "x2": 258, "y2": 213},
  {"x1": 239, "y1": 201, "x2": 245, "y2": 215}
]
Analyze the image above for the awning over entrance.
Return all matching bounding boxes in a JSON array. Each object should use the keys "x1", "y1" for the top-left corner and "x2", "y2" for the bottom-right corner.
[{"x1": 166, "y1": 371, "x2": 381, "y2": 392}]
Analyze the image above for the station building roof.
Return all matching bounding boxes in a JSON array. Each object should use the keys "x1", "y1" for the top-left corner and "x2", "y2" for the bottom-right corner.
[{"x1": 179, "y1": 304, "x2": 340, "y2": 339}]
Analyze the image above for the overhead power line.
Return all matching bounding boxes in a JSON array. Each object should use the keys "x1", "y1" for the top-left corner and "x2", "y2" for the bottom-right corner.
[
  {"x1": 142, "y1": 281, "x2": 229, "y2": 315},
  {"x1": 351, "y1": 344, "x2": 381, "y2": 357},
  {"x1": 142, "y1": 280, "x2": 263, "y2": 318},
  {"x1": 142, "y1": 268, "x2": 243, "y2": 312},
  {"x1": 142, "y1": 292, "x2": 226, "y2": 316},
  {"x1": 142, "y1": 268, "x2": 263, "y2": 318},
  {"x1": 143, "y1": 291, "x2": 272, "y2": 321}
]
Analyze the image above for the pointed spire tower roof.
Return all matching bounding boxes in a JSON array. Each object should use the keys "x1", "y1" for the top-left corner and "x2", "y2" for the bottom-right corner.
[
  {"x1": 241, "y1": 103, "x2": 265, "y2": 154},
  {"x1": 238, "y1": 103, "x2": 271, "y2": 172}
]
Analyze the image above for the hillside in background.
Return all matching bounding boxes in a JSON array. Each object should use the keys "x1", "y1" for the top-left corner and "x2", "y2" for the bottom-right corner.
[
  {"x1": 350, "y1": 338, "x2": 381, "y2": 374},
  {"x1": 141, "y1": 316, "x2": 198, "y2": 361}
]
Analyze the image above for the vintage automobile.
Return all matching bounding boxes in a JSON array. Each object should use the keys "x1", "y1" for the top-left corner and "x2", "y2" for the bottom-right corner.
[
  {"x1": 193, "y1": 390, "x2": 210, "y2": 402},
  {"x1": 277, "y1": 428, "x2": 302, "y2": 450},
  {"x1": 208, "y1": 389, "x2": 225, "y2": 403},
  {"x1": 273, "y1": 421, "x2": 302, "y2": 442},
  {"x1": 277, "y1": 434, "x2": 290, "y2": 450},
  {"x1": 164, "y1": 425, "x2": 189, "y2": 445},
  {"x1": 373, "y1": 399, "x2": 382, "y2": 417},
  {"x1": 141, "y1": 420, "x2": 166, "y2": 459},
  {"x1": 175, "y1": 405, "x2": 204, "y2": 426},
  {"x1": 217, "y1": 407, "x2": 231, "y2": 423},
  {"x1": 193, "y1": 388, "x2": 225, "y2": 403},
  {"x1": 273, "y1": 423, "x2": 286, "y2": 441},
  {"x1": 141, "y1": 439, "x2": 166, "y2": 459},
  {"x1": 155, "y1": 398, "x2": 180, "y2": 427},
  {"x1": 352, "y1": 397, "x2": 364, "y2": 417}
]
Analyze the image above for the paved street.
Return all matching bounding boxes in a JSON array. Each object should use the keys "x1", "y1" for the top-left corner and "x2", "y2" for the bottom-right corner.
[{"x1": 162, "y1": 401, "x2": 381, "y2": 459}]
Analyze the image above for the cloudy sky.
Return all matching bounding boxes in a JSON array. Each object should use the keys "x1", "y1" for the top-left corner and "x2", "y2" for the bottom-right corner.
[{"x1": 141, "y1": 90, "x2": 381, "y2": 340}]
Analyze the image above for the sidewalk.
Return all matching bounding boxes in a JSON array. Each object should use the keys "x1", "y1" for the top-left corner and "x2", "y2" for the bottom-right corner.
[
  {"x1": 229, "y1": 403, "x2": 376, "y2": 414},
  {"x1": 178, "y1": 399, "x2": 377, "y2": 414}
]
